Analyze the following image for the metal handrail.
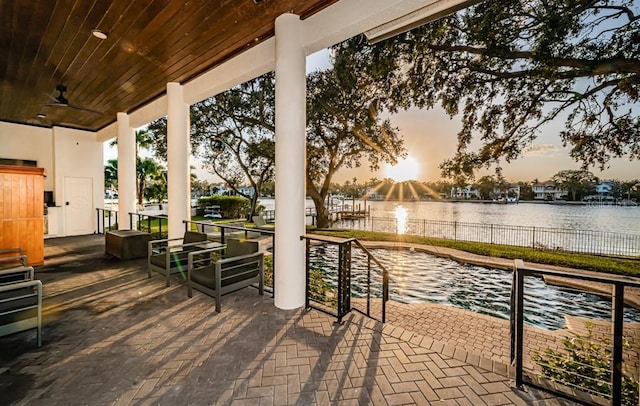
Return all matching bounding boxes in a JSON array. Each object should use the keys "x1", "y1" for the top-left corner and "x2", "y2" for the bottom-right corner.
[
  {"x1": 129, "y1": 212, "x2": 167, "y2": 238},
  {"x1": 96, "y1": 208, "x2": 118, "y2": 234},
  {"x1": 301, "y1": 235, "x2": 389, "y2": 323},
  {"x1": 511, "y1": 259, "x2": 640, "y2": 405}
]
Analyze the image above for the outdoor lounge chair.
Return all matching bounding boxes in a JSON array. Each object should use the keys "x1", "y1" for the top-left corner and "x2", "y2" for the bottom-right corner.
[
  {"x1": 252, "y1": 215, "x2": 275, "y2": 231},
  {"x1": 0, "y1": 266, "x2": 35, "y2": 286},
  {"x1": 0, "y1": 277, "x2": 42, "y2": 347},
  {"x1": 0, "y1": 248, "x2": 28, "y2": 270},
  {"x1": 148, "y1": 231, "x2": 209, "y2": 287},
  {"x1": 200, "y1": 221, "x2": 249, "y2": 242},
  {"x1": 187, "y1": 238, "x2": 263, "y2": 312}
]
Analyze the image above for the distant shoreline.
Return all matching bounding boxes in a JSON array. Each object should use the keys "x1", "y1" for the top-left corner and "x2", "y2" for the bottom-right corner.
[{"x1": 360, "y1": 199, "x2": 630, "y2": 206}]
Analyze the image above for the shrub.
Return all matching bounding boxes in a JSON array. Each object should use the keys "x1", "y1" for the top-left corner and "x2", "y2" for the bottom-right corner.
[
  {"x1": 197, "y1": 196, "x2": 250, "y2": 219},
  {"x1": 532, "y1": 322, "x2": 639, "y2": 405}
]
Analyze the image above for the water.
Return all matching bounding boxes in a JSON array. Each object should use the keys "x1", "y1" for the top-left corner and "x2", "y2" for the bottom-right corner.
[
  {"x1": 308, "y1": 245, "x2": 640, "y2": 330},
  {"x1": 333, "y1": 200, "x2": 640, "y2": 234},
  {"x1": 258, "y1": 197, "x2": 640, "y2": 234}
]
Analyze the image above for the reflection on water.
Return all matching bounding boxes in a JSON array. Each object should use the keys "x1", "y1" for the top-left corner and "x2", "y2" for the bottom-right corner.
[{"x1": 394, "y1": 205, "x2": 408, "y2": 234}]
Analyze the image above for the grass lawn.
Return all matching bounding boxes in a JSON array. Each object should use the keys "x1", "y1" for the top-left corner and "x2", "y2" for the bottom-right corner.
[{"x1": 310, "y1": 228, "x2": 640, "y2": 277}]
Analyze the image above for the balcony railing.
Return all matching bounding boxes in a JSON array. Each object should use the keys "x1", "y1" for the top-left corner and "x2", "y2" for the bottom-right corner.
[
  {"x1": 96, "y1": 208, "x2": 118, "y2": 233},
  {"x1": 302, "y1": 235, "x2": 389, "y2": 323},
  {"x1": 511, "y1": 260, "x2": 640, "y2": 405}
]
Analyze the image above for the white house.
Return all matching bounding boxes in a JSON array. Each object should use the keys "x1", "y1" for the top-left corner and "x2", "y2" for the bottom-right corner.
[
  {"x1": 451, "y1": 185, "x2": 480, "y2": 199},
  {"x1": 532, "y1": 182, "x2": 565, "y2": 200}
]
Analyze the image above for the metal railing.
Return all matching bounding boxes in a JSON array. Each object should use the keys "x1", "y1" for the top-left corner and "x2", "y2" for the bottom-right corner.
[
  {"x1": 96, "y1": 208, "x2": 118, "y2": 233},
  {"x1": 129, "y1": 212, "x2": 168, "y2": 239},
  {"x1": 302, "y1": 235, "x2": 389, "y2": 323},
  {"x1": 510, "y1": 260, "x2": 640, "y2": 405},
  {"x1": 341, "y1": 217, "x2": 640, "y2": 257}
]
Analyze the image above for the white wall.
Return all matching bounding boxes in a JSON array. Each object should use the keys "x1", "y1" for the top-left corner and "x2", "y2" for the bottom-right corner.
[
  {"x1": 0, "y1": 121, "x2": 103, "y2": 236},
  {"x1": 0, "y1": 122, "x2": 55, "y2": 190},
  {"x1": 53, "y1": 127, "x2": 104, "y2": 235}
]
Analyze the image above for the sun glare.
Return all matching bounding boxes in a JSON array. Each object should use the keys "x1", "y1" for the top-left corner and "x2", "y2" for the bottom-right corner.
[
  {"x1": 394, "y1": 205, "x2": 408, "y2": 234},
  {"x1": 383, "y1": 156, "x2": 420, "y2": 182}
]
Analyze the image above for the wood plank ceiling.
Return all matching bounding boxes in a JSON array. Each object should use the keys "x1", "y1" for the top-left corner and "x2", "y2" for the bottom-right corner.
[{"x1": 0, "y1": 0, "x2": 337, "y2": 132}]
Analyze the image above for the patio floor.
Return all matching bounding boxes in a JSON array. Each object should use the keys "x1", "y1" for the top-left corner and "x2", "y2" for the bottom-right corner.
[{"x1": 0, "y1": 235, "x2": 574, "y2": 405}]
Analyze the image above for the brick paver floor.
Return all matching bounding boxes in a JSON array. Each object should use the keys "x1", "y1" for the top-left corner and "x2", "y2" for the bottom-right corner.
[{"x1": 0, "y1": 235, "x2": 575, "y2": 405}]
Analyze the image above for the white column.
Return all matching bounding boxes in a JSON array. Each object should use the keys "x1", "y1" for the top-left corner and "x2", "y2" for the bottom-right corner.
[
  {"x1": 274, "y1": 13, "x2": 306, "y2": 310},
  {"x1": 166, "y1": 82, "x2": 191, "y2": 241},
  {"x1": 116, "y1": 112, "x2": 136, "y2": 229}
]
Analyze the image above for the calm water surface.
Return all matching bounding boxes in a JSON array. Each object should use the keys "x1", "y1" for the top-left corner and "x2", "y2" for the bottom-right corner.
[
  {"x1": 259, "y1": 198, "x2": 640, "y2": 233},
  {"x1": 343, "y1": 200, "x2": 640, "y2": 233}
]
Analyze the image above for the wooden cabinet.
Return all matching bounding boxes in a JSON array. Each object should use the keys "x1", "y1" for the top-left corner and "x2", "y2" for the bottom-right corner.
[{"x1": 0, "y1": 165, "x2": 45, "y2": 265}]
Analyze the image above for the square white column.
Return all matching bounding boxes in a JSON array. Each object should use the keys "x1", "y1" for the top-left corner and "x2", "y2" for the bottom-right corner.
[{"x1": 167, "y1": 82, "x2": 191, "y2": 240}]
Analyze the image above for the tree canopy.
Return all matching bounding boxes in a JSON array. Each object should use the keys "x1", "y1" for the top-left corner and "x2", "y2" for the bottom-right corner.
[
  {"x1": 335, "y1": 0, "x2": 639, "y2": 181},
  {"x1": 191, "y1": 73, "x2": 275, "y2": 217},
  {"x1": 306, "y1": 52, "x2": 404, "y2": 227}
]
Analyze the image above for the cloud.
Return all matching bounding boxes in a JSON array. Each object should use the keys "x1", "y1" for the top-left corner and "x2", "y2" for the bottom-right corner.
[{"x1": 523, "y1": 143, "x2": 564, "y2": 157}]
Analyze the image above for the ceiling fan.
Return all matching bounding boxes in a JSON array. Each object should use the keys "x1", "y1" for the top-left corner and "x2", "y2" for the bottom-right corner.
[{"x1": 44, "y1": 85, "x2": 103, "y2": 115}]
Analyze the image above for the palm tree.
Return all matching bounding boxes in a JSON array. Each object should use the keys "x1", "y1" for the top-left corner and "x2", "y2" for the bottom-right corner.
[
  {"x1": 136, "y1": 157, "x2": 163, "y2": 205},
  {"x1": 109, "y1": 128, "x2": 153, "y2": 157},
  {"x1": 110, "y1": 128, "x2": 158, "y2": 204},
  {"x1": 104, "y1": 159, "x2": 118, "y2": 190}
]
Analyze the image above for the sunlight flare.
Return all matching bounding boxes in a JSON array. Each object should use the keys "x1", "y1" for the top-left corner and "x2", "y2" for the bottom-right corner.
[
  {"x1": 394, "y1": 205, "x2": 408, "y2": 234},
  {"x1": 383, "y1": 156, "x2": 420, "y2": 182}
]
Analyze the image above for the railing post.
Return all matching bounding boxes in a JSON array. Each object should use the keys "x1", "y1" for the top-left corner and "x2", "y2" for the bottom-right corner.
[
  {"x1": 114, "y1": 212, "x2": 118, "y2": 230},
  {"x1": 271, "y1": 233, "x2": 275, "y2": 297},
  {"x1": 96, "y1": 209, "x2": 101, "y2": 234},
  {"x1": 509, "y1": 260, "x2": 519, "y2": 365},
  {"x1": 382, "y1": 266, "x2": 388, "y2": 324},
  {"x1": 532, "y1": 227, "x2": 536, "y2": 249},
  {"x1": 515, "y1": 262, "x2": 525, "y2": 388},
  {"x1": 337, "y1": 242, "x2": 344, "y2": 323},
  {"x1": 305, "y1": 238, "x2": 310, "y2": 309},
  {"x1": 366, "y1": 255, "x2": 371, "y2": 317},
  {"x1": 490, "y1": 224, "x2": 494, "y2": 245},
  {"x1": 337, "y1": 241, "x2": 352, "y2": 323},
  {"x1": 108, "y1": 210, "x2": 112, "y2": 231},
  {"x1": 129, "y1": 213, "x2": 133, "y2": 230},
  {"x1": 611, "y1": 283, "x2": 624, "y2": 405},
  {"x1": 454, "y1": 221, "x2": 457, "y2": 240}
]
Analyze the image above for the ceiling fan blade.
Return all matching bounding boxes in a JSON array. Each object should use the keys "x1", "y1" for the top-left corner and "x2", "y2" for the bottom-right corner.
[{"x1": 67, "y1": 103, "x2": 103, "y2": 115}]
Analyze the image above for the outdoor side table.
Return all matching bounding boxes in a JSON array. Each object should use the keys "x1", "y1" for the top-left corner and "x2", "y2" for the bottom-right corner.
[{"x1": 105, "y1": 230, "x2": 151, "y2": 260}]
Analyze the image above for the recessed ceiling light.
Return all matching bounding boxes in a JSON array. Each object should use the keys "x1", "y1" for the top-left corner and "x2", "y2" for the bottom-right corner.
[
  {"x1": 37, "y1": 113, "x2": 47, "y2": 119},
  {"x1": 91, "y1": 29, "x2": 107, "y2": 40}
]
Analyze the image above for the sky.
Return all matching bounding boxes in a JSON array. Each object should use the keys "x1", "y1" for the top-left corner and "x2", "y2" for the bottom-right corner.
[{"x1": 104, "y1": 49, "x2": 639, "y2": 185}]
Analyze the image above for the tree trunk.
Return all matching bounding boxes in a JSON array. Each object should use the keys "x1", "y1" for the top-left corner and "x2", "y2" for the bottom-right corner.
[
  {"x1": 309, "y1": 193, "x2": 331, "y2": 228},
  {"x1": 250, "y1": 194, "x2": 260, "y2": 219}
]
